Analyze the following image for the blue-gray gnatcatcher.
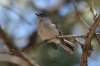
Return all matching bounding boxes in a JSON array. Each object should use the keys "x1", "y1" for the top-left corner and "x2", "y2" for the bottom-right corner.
[{"x1": 36, "y1": 13, "x2": 76, "y2": 54}]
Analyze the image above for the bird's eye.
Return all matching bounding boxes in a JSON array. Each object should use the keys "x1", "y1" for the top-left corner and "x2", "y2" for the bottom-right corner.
[{"x1": 41, "y1": 15, "x2": 47, "y2": 18}]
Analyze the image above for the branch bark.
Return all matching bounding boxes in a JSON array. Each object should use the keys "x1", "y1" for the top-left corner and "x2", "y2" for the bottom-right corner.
[
  {"x1": 72, "y1": 1, "x2": 100, "y2": 46},
  {"x1": 80, "y1": 14, "x2": 100, "y2": 66},
  {"x1": 0, "y1": 53, "x2": 38, "y2": 66}
]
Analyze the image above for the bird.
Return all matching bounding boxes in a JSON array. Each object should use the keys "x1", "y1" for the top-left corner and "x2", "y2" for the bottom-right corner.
[{"x1": 35, "y1": 13, "x2": 76, "y2": 54}]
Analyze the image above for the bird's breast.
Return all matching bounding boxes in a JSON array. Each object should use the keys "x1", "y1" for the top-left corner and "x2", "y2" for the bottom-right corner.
[{"x1": 38, "y1": 22, "x2": 60, "y2": 44}]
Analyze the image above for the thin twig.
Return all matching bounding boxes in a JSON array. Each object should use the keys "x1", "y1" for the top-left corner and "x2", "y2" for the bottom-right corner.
[
  {"x1": 72, "y1": 2, "x2": 90, "y2": 29},
  {"x1": 85, "y1": 0, "x2": 100, "y2": 45},
  {"x1": 58, "y1": 33, "x2": 100, "y2": 39},
  {"x1": 86, "y1": 0, "x2": 97, "y2": 20},
  {"x1": 72, "y1": 1, "x2": 100, "y2": 46},
  {"x1": 95, "y1": 35, "x2": 100, "y2": 44},
  {"x1": 58, "y1": 35, "x2": 87, "y2": 38}
]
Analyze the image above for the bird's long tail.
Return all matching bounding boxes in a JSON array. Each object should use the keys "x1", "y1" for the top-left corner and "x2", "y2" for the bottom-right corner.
[
  {"x1": 56, "y1": 26, "x2": 76, "y2": 54},
  {"x1": 59, "y1": 39, "x2": 76, "y2": 54}
]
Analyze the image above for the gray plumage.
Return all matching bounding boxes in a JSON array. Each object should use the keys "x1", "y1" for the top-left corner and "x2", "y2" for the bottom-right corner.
[{"x1": 36, "y1": 13, "x2": 76, "y2": 54}]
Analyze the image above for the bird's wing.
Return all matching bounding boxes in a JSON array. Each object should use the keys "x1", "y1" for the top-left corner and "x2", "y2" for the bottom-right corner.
[
  {"x1": 47, "y1": 42, "x2": 58, "y2": 49},
  {"x1": 51, "y1": 23, "x2": 63, "y2": 36},
  {"x1": 55, "y1": 25, "x2": 63, "y2": 36},
  {"x1": 52, "y1": 23, "x2": 76, "y2": 54}
]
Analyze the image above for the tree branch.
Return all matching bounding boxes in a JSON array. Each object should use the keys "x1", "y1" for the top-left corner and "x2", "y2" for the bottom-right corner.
[
  {"x1": 80, "y1": 14, "x2": 100, "y2": 66},
  {"x1": 0, "y1": 53, "x2": 39, "y2": 66},
  {"x1": 58, "y1": 33, "x2": 100, "y2": 39},
  {"x1": 0, "y1": 27, "x2": 39, "y2": 66},
  {"x1": 72, "y1": 1, "x2": 100, "y2": 46}
]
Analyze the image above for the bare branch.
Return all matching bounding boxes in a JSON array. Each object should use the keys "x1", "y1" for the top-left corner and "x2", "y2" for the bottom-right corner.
[
  {"x1": 80, "y1": 14, "x2": 100, "y2": 66},
  {"x1": 85, "y1": 0, "x2": 100, "y2": 45},
  {"x1": 58, "y1": 33, "x2": 100, "y2": 39},
  {"x1": 0, "y1": 27, "x2": 39, "y2": 66},
  {"x1": 58, "y1": 35, "x2": 87, "y2": 38},
  {"x1": 0, "y1": 53, "x2": 39, "y2": 66},
  {"x1": 86, "y1": 0, "x2": 97, "y2": 19},
  {"x1": 72, "y1": 1, "x2": 100, "y2": 46},
  {"x1": 72, "y1": 1, "x2": 90, "y2": 29}
]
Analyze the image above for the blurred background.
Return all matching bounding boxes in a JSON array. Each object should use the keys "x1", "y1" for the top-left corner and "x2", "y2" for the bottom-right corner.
[{"x1": 0, "y1": 0, "x2": 100, "y2": 66}]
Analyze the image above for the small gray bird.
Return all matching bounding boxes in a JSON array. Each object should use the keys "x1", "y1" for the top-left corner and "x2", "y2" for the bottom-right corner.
[{"x1": 36, "y1": 13, "x2": 76, "y2": 54}]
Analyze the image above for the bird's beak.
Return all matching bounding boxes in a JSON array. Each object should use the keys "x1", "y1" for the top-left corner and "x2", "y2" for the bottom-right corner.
[{"x1": 35, "y1": 13, "x2": 39, "y2": 16}]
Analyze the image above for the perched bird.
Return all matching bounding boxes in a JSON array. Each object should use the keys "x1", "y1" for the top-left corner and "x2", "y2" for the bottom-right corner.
[{"x1": 36, "y1": 13, "x2": 76, "y2": 54}]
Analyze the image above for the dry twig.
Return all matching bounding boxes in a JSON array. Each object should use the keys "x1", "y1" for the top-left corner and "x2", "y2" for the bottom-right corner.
[
  {"x1": 58, "y1": 33, "x2": 100, "y2": 39},
  {"x1": 80, "y1": 14, "x2": 100, "y2": 66},
  {"x1": 0, "y1": 53, "x2": 39, "y2": 66},
  {"x1": 72, "y1": 1, "x2": 100, "y2": 66},
  {"x1": 72, "y1": 1, "x2": 100, "y2": 46},
  {"x1": 0, "y1": 27, "x2": 39, "y2": 66}
]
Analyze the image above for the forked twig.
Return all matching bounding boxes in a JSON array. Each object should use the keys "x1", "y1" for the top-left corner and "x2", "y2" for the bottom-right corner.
[
  {"x1": 80, "y1": 14, "x2": 100, "y2": 66},
  {"x1": 72, "y1": 1, "x2": 100, "y2": 46},
  {"x1": 72, "y1": 1, "x2": 100, "y2": 66}
]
